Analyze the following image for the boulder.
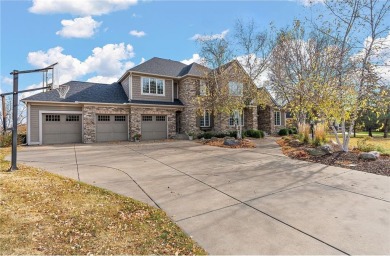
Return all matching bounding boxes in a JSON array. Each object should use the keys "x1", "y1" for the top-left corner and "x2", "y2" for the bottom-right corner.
[
  {"x1": 307, "y1": 148, "x2": 327, "y2": 156},
  {"x1": 358, "y1": 151, "x2": 380, "y2": 161},
  {"x1": 224, "y1": 138, "x2": 239, "y2": 146},
  {"x1": 290, "y1": 139, "x2": 303, "y2": 147},
  {"x1": 319, "y1": 144, "x2": 333, "y2": 154},
  {"x1": 330, "y1": 140, "x2": 343, "y2": 152}
]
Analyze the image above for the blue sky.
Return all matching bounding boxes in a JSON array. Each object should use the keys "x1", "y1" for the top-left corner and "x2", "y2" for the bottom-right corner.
[{"x1": 1, "y1": 0, "x2": 388, "y2": 96}]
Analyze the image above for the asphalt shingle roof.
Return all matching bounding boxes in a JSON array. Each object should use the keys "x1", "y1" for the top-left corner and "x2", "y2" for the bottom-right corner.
[
  {"x1": 128, "y1": 57, "x2": 210, "y2": 77},
  {"x1": 22, "y1": 81, "x2": 129, "y2": 104},
  {"x1": 22, "y1": 80, "x2": 184, "y2": 106}
]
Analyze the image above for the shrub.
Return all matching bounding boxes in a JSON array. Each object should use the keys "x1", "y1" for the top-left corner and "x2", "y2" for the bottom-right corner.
[
  {"x1": 245, "y1": 129, "x2": 263, "y2": 138},
  {"x1": 357, "y1": 137, "x2": 384, "y2": 153},
  {"x1": 290, "y1": 127, "x2": 298, "y2": 134},
  {"x1": 278, "y1": 128, "x2": 289, "y2": 136},
  {"x1": 228, "y1": 130, "x2": 237, "y2": 138},
  {"x1": 313, "y1": 123, "x2": 327, "y2": 146},
  {"x1": 298, "y1": 123, "x2": 310, "y2": 144},
  {"x1": 214, "y1": 132, "x2": 228, "y2": 138},
  {"x1": 0, "y1": 132, "x2": 26, "y2": 147}
]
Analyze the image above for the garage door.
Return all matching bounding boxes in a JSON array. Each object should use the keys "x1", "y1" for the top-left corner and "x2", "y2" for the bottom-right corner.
[
  {"x1": 42, "y1": 114, "x2": 82, "y2": 144},
  {"x1": 96, "y1": 115, "x2": 128, "y2": 142},
  {"x1": 141, "y1": 115, "x2": 167, "y2": 140}
]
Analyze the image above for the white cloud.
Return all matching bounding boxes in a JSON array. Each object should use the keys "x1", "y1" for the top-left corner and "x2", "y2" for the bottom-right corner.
[
  {"x1": 27, "y1": 43, "x2": 135, "y2": 84},
  {"x1": 297, "y1": 0, "x2": 325, "y2": 6},
  {"x1": 56, "y1": 16, "x2": 102, "y2": 38},
  {"x1": 2, "y1": 76, "x2": 13, "y2": 85},
  {"x1": 129, "y1": 30, "x2": 146, "y2": 37},
  {"x1": 140, "y1": 57, "x2": 146, "y2": 64},
  {"x1": 86, "y1": 76, "x2": 118, "y2": 84},
  {"x1": 21, "y1": 83, "x2": 45, "y2": 99},
  {"x1": 190, "y1": 29, "x2": 229, "y2": 41},
  {"x1": 29, "y1": 0, "x2": 138, "y2": 16},
  {"x1": 181, "y1": 54, "x2": 204, "y2": 65}
]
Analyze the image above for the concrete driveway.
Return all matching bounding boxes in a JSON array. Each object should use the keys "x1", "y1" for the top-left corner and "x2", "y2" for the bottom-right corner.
[{"x1": 15, "y1": 139, "x2": 390, "y2": 255}]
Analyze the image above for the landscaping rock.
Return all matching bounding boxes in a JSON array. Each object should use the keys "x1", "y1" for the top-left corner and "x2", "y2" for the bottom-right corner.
[
  {"x1": 290, "y1": 139, "x2": 303, "y2": 147},
  {"x1": 210, "y1": 137, "x2": 219, "y2": 141},
  {"x1": 330, "y1": 140, "x2": 343, "y2": 152},
  {"x1": 358, "y1": 151, "x2": 380, "y2": 161},
  {"x1": 319, "y1": 144, "x2": 333, "y2": 154},
  {"x1": 224, "y1": 138, "x2": 239, "y2": 146},
  {"x1": 307, "y1": 148, "x2": 327, "y2": 156}
]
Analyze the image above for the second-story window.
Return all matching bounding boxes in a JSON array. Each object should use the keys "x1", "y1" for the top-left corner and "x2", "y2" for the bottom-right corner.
[
  {"x1": 229, "y1": 82, "x2": 243, "y2": 96},
  {"x1": 142, "y1": 77, "x2": 164, "y2": 95},
  {"x1": 199, "y1": 80, "x2": 207, "y2": 96}
]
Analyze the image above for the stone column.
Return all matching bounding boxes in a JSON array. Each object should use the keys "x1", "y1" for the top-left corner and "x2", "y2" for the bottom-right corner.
[{"x1": 83, "y1": 105, "x2": 96, "y2": 143}]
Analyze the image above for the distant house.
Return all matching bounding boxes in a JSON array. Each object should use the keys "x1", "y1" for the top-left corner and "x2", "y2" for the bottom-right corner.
[{"x1": 22, "y1": 57, "x2": 286, "y2": 145}]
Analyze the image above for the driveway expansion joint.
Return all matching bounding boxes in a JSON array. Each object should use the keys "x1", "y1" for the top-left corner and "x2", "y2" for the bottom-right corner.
[{"x1": 127, "y1": 146, "x2": 350, "y2": 255}]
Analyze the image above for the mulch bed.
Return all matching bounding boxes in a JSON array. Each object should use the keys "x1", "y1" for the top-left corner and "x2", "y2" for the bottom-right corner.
[
  {"x1": 198, "y1": 138, "x2": 256, "y2": 148},
  {"x1": 277, "y1": 138, "x2": 390, "y2": 176}
]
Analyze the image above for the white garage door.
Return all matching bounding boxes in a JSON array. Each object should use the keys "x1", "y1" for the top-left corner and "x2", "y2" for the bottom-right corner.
[
  {"x1": 141, "y1": 115, "x2": 167, "y2": 140},
  {"x1": 96, "y1": 115, "x2": 128, "y2": 142},
  {"x1": 42, "y1": 114, "x2": 82, "y2": 144}
]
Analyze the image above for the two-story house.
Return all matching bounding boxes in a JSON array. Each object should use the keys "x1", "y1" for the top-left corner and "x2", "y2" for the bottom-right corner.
[{"x1": 22, "y1": 57, "x2": 286, "y2": 145}]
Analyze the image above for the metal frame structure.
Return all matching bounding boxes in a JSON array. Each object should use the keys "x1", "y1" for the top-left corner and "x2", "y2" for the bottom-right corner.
[{"x1": 0, "y1": 63, "x2": 57, "y2": 171}]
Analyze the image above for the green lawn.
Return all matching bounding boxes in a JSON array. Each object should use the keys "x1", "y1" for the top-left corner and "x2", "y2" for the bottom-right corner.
[{"x1": 327, "y1": 132, "x2": 390, "y2": 154}]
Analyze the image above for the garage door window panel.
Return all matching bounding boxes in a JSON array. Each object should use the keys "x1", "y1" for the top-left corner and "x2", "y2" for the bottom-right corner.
[
  {"x1": 46, "y1": 115, "x2": 60, "y2": 121},
  {"x1": 142, "y1": 116, "x2": 153, "y2": 121},
  {"x1": 98, "y1": 115, "x2": 110, "y2": 122},
  {"x1": 156, "y1": 116, "x2": 166, "y2": 121},
  {"x1": 115, "y1": 115, "x2": 126, "y2": 121},
  {"x1": 66, "y1": 115, "x2": 79, "y2": 122}
]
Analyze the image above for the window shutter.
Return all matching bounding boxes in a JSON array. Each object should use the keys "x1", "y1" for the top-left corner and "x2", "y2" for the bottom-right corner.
[{"x1": 210, "y1": 113, "x2": 214, "y2": 128}]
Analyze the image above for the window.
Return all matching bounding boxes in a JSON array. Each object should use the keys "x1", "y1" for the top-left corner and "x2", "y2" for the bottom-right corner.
[
  {"x1": 115, "y1": 115, "x2": 126, "y2": 122},
  {"x1": 142, "y1": 116, "x2": 152, "y2": 121},
  {"x1": 156, "y1": 116, "x2": 166, "y2": 121},
  {"x1": 66, "y1": 115, "x2": 79, "y2": 122},
  {"x1": 200, "y1": 110, "x2": 210, "y2": 127},
  {"x1": 46, "y1": 115, "x2": 60, "y2": 122},
  {"x1": 142, "y1": 77, "x2": 164, "y2": 95},
  {"x1": 229, "y1": 110, "x2": 244, "y2": 126},
  {"x1": 199, "y1": 80, "x2": 207, "y2": 96},
  {"x1": 229, "y1": 82, "x2": 243, "y2": 96},
  {"x1": 98, "y1": 115, "x2": 110, "y2": 122},
  {"x1": 274, "y1": 111, "x2": 281, "y2": 126}
]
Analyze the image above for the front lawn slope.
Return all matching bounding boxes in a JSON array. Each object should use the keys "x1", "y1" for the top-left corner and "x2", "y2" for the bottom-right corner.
[{"x1": 0, "y1": 149, "x2": 206, "y2": 255}]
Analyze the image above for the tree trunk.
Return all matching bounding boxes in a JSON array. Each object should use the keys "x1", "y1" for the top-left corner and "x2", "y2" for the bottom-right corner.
[
  {"x1": 368, "y1": 127, "x2": 373, "y2": 137},
  {"x1": 384, "y1": 118, "x2": 388, "y2": 138},
  {"x1": 353, "y1": 125, "x2": 356, "y2": 138}
]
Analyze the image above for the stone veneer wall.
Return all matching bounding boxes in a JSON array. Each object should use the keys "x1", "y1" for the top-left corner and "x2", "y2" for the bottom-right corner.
[
  {"x1": 213, "y1": 112, "x2": 231, "y2": 133},
  {"x1": 244, "y1": 106, "x2": 258, "y2": 130},
  {"x1": 130, "y1": 106, "x2": 178, "y2": 140},
  {"x1": 178, "y1": 78, "x2": 198, "y2": 133},
  {"x1": 258, "y1": 105, "x2": 274, "y2": 135},
  {"x1": 83, "y1": 105, "x2": 130, "y2": 143}
]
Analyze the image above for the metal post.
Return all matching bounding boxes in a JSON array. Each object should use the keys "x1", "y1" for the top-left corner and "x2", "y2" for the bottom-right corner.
[
  {"x1": 1, "y1": 95, "x2": 6, "y2": 135},
  {"x1": 10, "y1": 70, "x2": 18, "y2": 171}
]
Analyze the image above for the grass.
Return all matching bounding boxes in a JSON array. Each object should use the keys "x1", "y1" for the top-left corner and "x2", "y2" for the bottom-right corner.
[
  {"x1": 0, "y1": 148, "x2": 206, "y2": 255},
  {"x1": 327, "y1": 133, "x2": 390, "y2": 154}
]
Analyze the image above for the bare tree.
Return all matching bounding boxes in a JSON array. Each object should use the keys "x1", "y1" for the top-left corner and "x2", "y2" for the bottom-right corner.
[
  {"x1": 0, "y1": 96, "x2": 26, "y2": 133},
  {"x1": 314, "y1": 0, "x2": 390, "y2": 151}
]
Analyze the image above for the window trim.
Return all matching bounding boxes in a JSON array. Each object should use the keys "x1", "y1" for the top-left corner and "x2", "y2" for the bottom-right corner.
[
  {"x1": 141, "y1": 76, "x2": 165, "y2": 96},
  {"x1": 200, "y1": 109, "x2": 210, "y2": 127},
  {"x1": 274, "y1": 111, "x2": 282, "y2": 126},
  {"x1": 228, "y1": 81, "x2": 243, "y2": 96},
  {"x1": 199, "y1": 80, "x2": 207, "y2": 96},
  {"x1": 229, "y1": 110, "x2": 244, "y2": 127}
]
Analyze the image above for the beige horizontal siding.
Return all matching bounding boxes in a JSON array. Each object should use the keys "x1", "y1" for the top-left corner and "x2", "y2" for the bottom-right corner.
[
  {"x1": 29, "y1": 104, "x2": 82, "y2": 143},
  {"x1": 132, "y1": 75, "x2": 173, "y2": 102}
]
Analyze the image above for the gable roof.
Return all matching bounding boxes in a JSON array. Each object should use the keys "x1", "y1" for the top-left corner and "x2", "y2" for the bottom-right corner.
[
  {"x1": 122, "y1": 57, "x2": 210, "y2": 80},
  {"x1": 22, "y1": 81, "x2": 129, "y2": 104}
]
